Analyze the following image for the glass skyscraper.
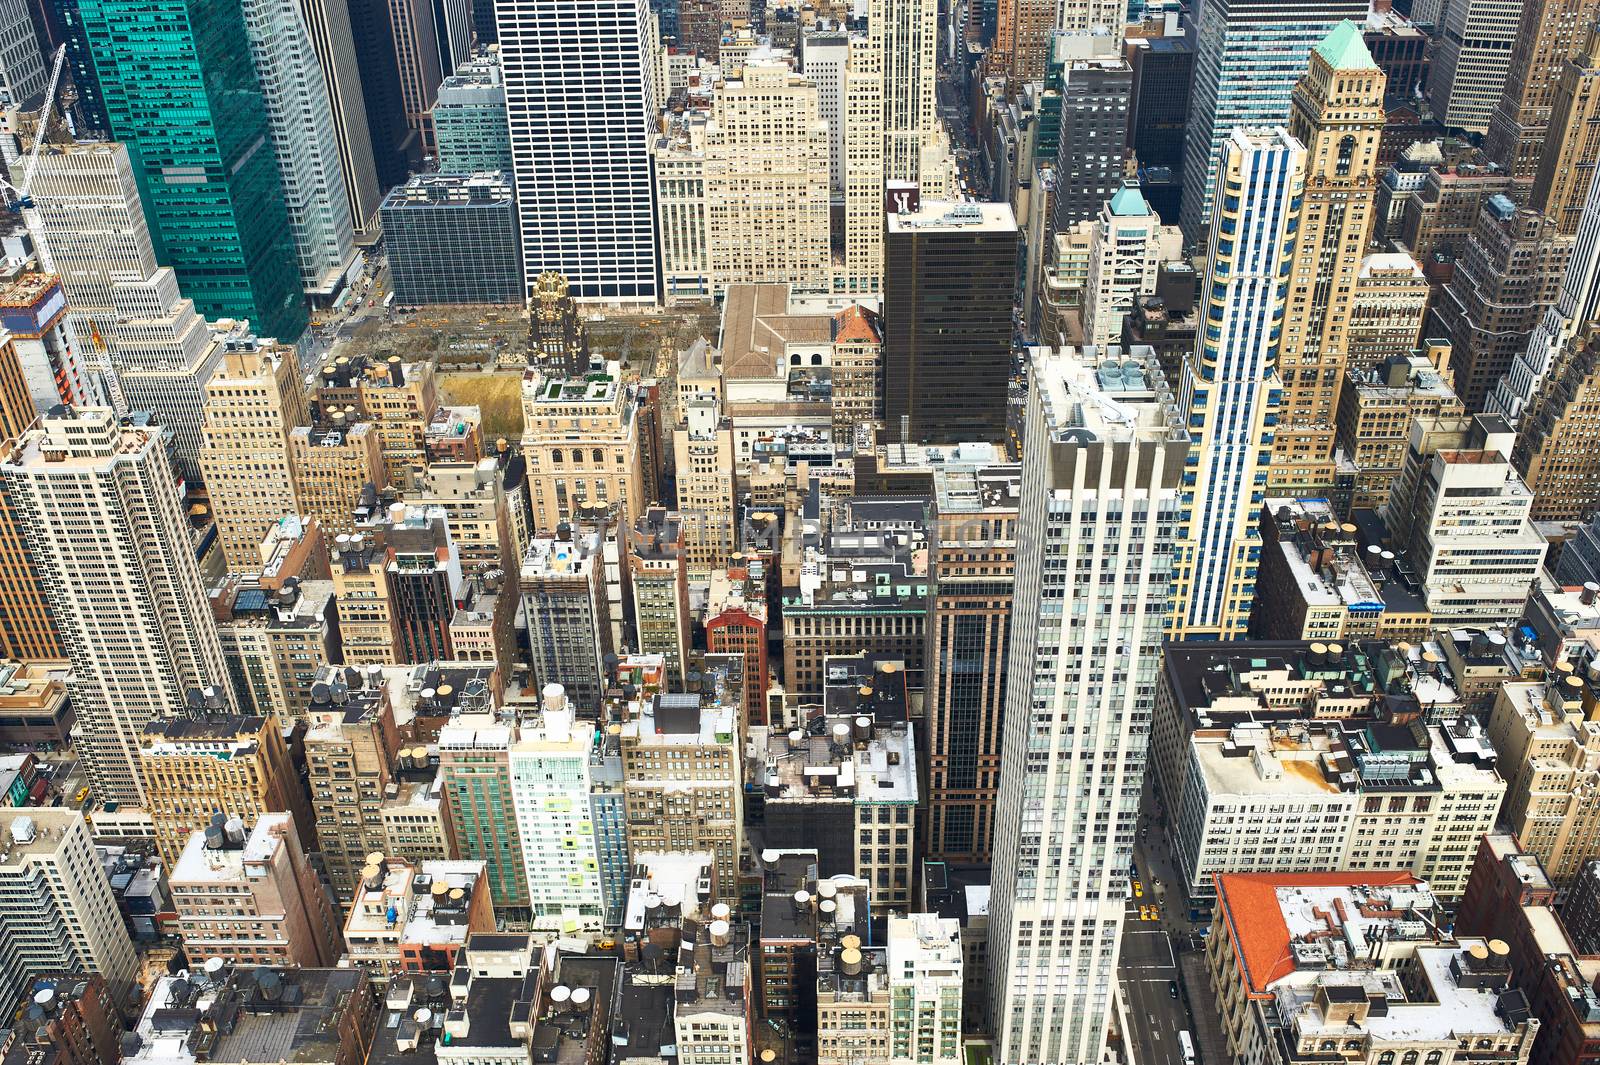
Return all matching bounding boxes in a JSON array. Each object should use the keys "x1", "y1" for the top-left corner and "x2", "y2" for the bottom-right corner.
[{"x1": 76, "y1": 0, "x2": 309, "y2": 341}]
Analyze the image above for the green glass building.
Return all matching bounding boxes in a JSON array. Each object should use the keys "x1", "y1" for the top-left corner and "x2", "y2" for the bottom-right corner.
[{"x1": 76, "y1": 0, "x2": 308, "y2": 341}]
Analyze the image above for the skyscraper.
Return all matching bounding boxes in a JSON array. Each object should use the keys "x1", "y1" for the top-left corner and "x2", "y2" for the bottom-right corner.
[
  {"x1": 1484, "y1": 0, "x2": 1600, "y2": 175},
  {"x1": 1531, "y1": 21, "x2": 1600, "y2": 234},
  {"x1": 1269, "y1": 22, "x2": 1385, "y2": 492},
  {"x1": 346, "y1": 0, "x2": 416, "y2": 188},
  {"x1": 1178, "y1": 0, "x2": 1365, "y2": 248},
  {"x1": 434, "y1": 49, "x2": 512, "y2": 174},
  {"x1": 882, "y1": 200, "x2": 1019, "y2": 443},
  {"x1": 497, "y1": 0, "x2": 659, "y2": 301},
  {"x1": 76, "y1": 0, "x2": 308, "y2": 340},
  {"x1": 1049, "y1": 34, "x2": 1133, "y2": 230},
  {"x1": 1426, "y1": 0, "x2": 1525, "y2": 133},
  {"x1": 989, "y1": 345, "x2": 1186, "y2": 1063},
  {"x1": 294, "y1": 0, "x2": 383, "y2": 237},
  {"x1": 241, "y1": 0, "x2": 359, "y2": 300},
  {"x1": 1170, "y1": 128, "x2": 1306, "y2": 638},
  {"x1": 2, "y1": 407, "x2": 236, "y2": 806},
  {"x1": 386, "y1": 0, "x2": 444, "y2": 155},
  {"x1": 0, "y1": 0, "x2": 45, "y2": 108},
  {"x1": 873, "y1": 0, "x2": 947, "y2": 194}
]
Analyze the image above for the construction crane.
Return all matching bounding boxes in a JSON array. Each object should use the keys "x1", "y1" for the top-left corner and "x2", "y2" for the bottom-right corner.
[{"x1": 1, "y1": 44, "x2": 68, "y2": 212}]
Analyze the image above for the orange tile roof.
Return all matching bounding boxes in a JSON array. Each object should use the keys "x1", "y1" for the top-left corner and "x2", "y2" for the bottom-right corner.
[
  {"x1": 1214, "y1": 871, "x2": 1423, "y2": 997},
  {"x1": 833, "y1": 304, "x2": 882, "y2": 346}
]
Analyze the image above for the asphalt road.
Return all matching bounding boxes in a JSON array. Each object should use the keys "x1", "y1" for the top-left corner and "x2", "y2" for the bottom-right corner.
[{"x1": 1119, "y1": 900, "x2": 1195, "y2": 1065}]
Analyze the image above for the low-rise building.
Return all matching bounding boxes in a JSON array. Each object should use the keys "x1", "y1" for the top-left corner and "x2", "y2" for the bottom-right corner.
[{"x1": 342, "y1": 858, "x2": 494, "y2": 974}]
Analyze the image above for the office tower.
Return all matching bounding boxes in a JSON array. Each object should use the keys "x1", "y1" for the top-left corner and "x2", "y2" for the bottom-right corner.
[
  {"x1": 1427, "y1": 0, "x2": 1525, "y2": 133},
  {"x1": 1484, "y1": 0, "x2": 1600, "y2": 177},
  {"x1": 1250, "y1": 500, "x2": 1397, "y2": 640},
  {"x1": 1049, "y1": 34, "x2": 1132, "y2": 230},
  {"x1": 76, "y1": 0, "x2": 308, "y2": 340},
  {"x1": 169, "y1": 813, "x2": 340, "y2": 967},
  {"x1": 3, "y1": 408, "x2": 235, "y2": 805},
  {"x1": 212, "y1": 575, "x2": 340, "y2": 721},
  {"x1": 386, "y1": 0, "x2": 443, "y2": 156},
  {"x1": 437, "y1": 714, "x2": 529, "y2": 926},
  {"x1": 1363, "y1": 6, "x2": 1429, "y2": 98},
  {"x1": 0, "y1": 810, "x2": 137, "y2": 1009},
  {"x1": 521, "y1": 532, "x2": 611, "y2": 711},
  {"x1": 1346, "y1": 254, "x2": 1432, "y2": 375},
  {"x1": 33, "y1": 0, "x2": 108, "y2": 134},
  {"x1": 672, "y1": 397, "x2": 735, "y2": 578},
  {"x1": 508, "y1": 686, "x2": 605, "y2": 933},
  {"x1": 1121, "y1": 263, "x2": 1198, "y2": 389},
  {"x1": 704, "y1": 61, "x2": 831, "y2": 294},
  {"x1": 200, "y1": 341, "x2": 309, "y2": 572},
  {"x1": 432, "y1": 0, "x2": 471, "y2": 74},
  {"x1": 799, "y1": 29, "x2": 847, "y2": 196},
  {"x1": 1270, "y1": 22, "x2": 1385, "y2": 492},
  {"x1": 381, "y1": 173, "x2": 524, "y2": 306},
  {"x1": 924, "y1": 463, "x2": 1018, "y2": 864},
  {"x1": 381, "y1": 774, "x2": 458, "y2": 863},
  {"x1": 304, "y1": 668, "x2": 400, "y2": 900},
  {"x1": 1494, "y1": 169, "x2": 1600, "y2": 422},
  {"x1": 138, "y1": 714, "x2": 309, "y2": 870},
  {"x1": 312, "y1": 355, "x2": 436, "y2": 481},
  {"x1": 529, "y1": 272, "x2": 589, "y2": 376},
  {"x1": 830, "y1": 303, "x2": 883, "y2": 438},
  {"x1": 288, "y1": 420, "x2": 386, "y2": 537},
  {"x1": 1126, "y1": 36, "x2": 1192, "y2": 201},
  {"x1": 870, "y1": 0, "x2": 945, "y2": 193},
  {"x1": 519, "y1": 361, "x2": 644, "y2": 530},
  {"x1": 1336, "y1": 354, "x2": 1465, "y2": 510},
  {"x1": 993, "y1": 0, "x2": 1052, "y2": 83},
  {"x1": 617, "y1": 690, "x2": 742, "y2": 899},
  {"x1": 1532, "y1": 24, "x2": 1600, "y2": 233},
  {"x1": 882, "y1": 200, "x2": 1017, "y2": 444},
  {"x1": 1430, "y1": 195, "x2": 1573, "y2": 410},
  {"x1": 1178, "y1": 0, "x2": 1365, "y2": 248},
  {"x1": 1390, "y1": 414, "x2": 1546, "y2": 625},
  {"x1": 346, "y1": 0, "x2": 415, "y2": 187},
  {"x1": 840, "y1": 33, "x2": 884, "y2": 294},
  {"x1": 629, "y1": 508, "x2": 690, "y2": 685},
  {"x1": 1082, "y1": 184, "x2": 1182, "y2": 347},
  {"x1": 989, "y1": 346, "x2": 1186, "y2": 1064},
  {"x1": 111, "y1": 291, "x2": 228, "y2": 487},
  {"x1": 887, "y1": 916, "x2": 963, "y2": 1065},
  {"x1": 294, "y1": 0, "x2": 383, "y2": 237},
  {"x1": 241, "y1": 0, "x2": 358, "y2": 301},
  {"x1": 497, "y1": 0, "x2": 657, "y2": 302},
  {"x1": 0, "y1": 0, "x2": 44, "y2": 108},
  {"x1": 1511, "y1": 333, "x2": 1600, "y2": 522},
  {"x1": 705, "y1": 561, "x2": 768, "y2": 728},
  {"x1": 652, "y1": 112, "x2": 710, "y2": 301},
  {"x1": 1170, "y1": 130, "x2": 1304, "y2": 639},
  {"x1": 434, "y1": 50, "x2": 512, "y2": 173},
  {"x1": 354, "y1": 504, "x2": 464, "y2": 663},
  {"x1": 0, "y1": 273, "x2": 99, "y2": 412}
]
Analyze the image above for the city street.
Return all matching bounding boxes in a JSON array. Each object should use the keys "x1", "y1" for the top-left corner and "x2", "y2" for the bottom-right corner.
[{"x1": 1119, "y1": 902, "x2": 1193, "y2": 1065}]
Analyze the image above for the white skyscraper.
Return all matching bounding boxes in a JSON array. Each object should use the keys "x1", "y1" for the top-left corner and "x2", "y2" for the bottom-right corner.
[
  {"x1": 1, "y1": 407, "x2": 236, "y2": 806},
  {"x1": 242, "y1": 0, "x2": 359, "y2": 300},
  {"x1": 800, "y1": 28, "x2": 848, "y2": 196},
  {"x1": 873, "y1": 0, "x2": 945, "y2": 191},
  {"x1": 989, "y1": 345, "x2": 1187, "y2": 1064},
  {"x1": 1490, "y1": 165, "x2": 1600, "y2": 422},
  {"x1": 496, "y1": 0, "x2": 660, "y2": 302},
  {"x1": 1083, "y1": 182, "x2": 1182, "y2": 346},
  {"x1": 508, "y1": 684, "x2": 606, "y2": 932},
  {"x1": 294, "y1": 0, "x2": 383, "y2": 236},
  {"x1": 1170, "y1": 128, "x2": 1306, "y2": 638}
]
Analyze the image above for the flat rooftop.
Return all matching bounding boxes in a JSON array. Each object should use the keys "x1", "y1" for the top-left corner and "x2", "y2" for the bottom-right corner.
[{"x1": 886, "y1": 199, "x2": 1017, "y2": 234}]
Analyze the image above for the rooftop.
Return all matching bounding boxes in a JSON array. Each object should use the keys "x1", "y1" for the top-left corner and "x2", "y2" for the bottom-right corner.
[
  {"x1": 1030, "y1": 345, "x2": 1187, "y2": 447},
  {"x1": 754, "y1": 715, "x2": 918, "y2": 804},
  {"x1": 1314, "y1": 19, "x2": 1379, "y2": 71},
  {"x1": 886, "y1": 199, "x2": 1017, "y2": 234}
]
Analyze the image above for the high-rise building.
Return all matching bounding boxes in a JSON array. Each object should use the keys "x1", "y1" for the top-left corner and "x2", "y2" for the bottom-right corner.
[
  {"x1": 294, "y1": 0, "x2": 383, "y2": 237},
  {"x1": 989, "y1": 345, "x2": 1186, "y2": 1064},
  {"x1": 520, "y1": 531, "x2": 612, "y2": 712},
  {"x1": 0, "y1": 809, "x2": 137, "y2": 1009},
  {"x1": 138, "y1": 714, "x2": 309, "y2": 871},
  {"x1": 381, "y1": 172, "x2": 524, "y2": 306},
  {"x1": 1511, "y1": 332, "x2": 1600, "y2": 522},
  {"x1": 519, "y1": 361, "x2": 644, "y2": 530},
  {"x1": 704, "y1": 560, "x2": 768, "y2": 729},
  {"x1": 385, "y1": 0, "x2": 443, "y2": 156},
  {"x1": 1346, "y1": 253, "x2": 1432, "y2": 376},
  {"x1": 1269, "y1": 22, "x2": 1385, "y2": 494},
  {"x1": 1082, "y1": 183, "x2": 1182, "y2": 347},
  {"x1": 433, "y1": 49, "x2": 512, "y2": 173},
  {"x1": 241, "y1": 0, "x2": 359, "y2": 302},
  {"x1": 1531, "y1": 23, "x2": 1600, "y2": 234},
  {"x1": 2, "y1": 407, "x2": 236, "y2": 806},
  {"x1": 840, "y1": 32, "x2": 885, "y2": 294},
  {"x1": 1126, "y1": 35, "x2": 1192, "y2": 205},
  {"x1": 200, "y1": 340, "x2": 309, "y2": 572},
  {"x1": 923, "y1": 462, "x2": 1018, "y2": 865},
  {"x1": 871, "y1": 0, "x2": 946, "y2": 195},
  {"x1": 0, "y1": 334, "x2": 61, "y2": 660},
  {"x1": 347, "y1": 0, "x2": 416, "y2": 188},
  {"x1": 1178, "y1": 0, "x2": 1365, "y2": 248},
  {"x1": 76, "y1": 0, "x2": 308, "y2": 340},
  {"x1": 1170, "y1": 129, "x2": 1305, "y2": 639},
  {"x1": 882, "y1": 200, "x2": 1018, "y2": 444},
  {"x1": 0, "y1": 0, "x2": 45, "y2": 108},
  {"x1": 1335, "y1": 353, "x2": 1465, "y2": 510},
  {"x1": 507, "y1": 685, "x2": 605, "y2": 934},
  {"x1": 287, "y1": 420, "x2": 387, "y2": 537},
  {"x1": 672, "y1": 397, "x2": 735, "y2": 578},
  {"x1": 1483, "y1": 0, "x2": 1600, "y2": 177},
  {"x1": 830, "y1": 303, "x2": 883, "y2": 437},
  {"x1": 629, "y1": 508, "x2": 691, "y2": 685},
  {"x1": 168, "y1": 813, "x2": 340, "y2": 967},
  {"x1": 887, "y1": 915, "x2": 963, "y2": 1065},
  {"x1": 1430, "y1": 195, "x2": 1573, "y2": 410},
  {"x1": 303, "y1": 666, "x2": 401, "y2": 901},
  {"x1": 799, "y1": 29, "x2": 847, "y2": 195},
  {"x1": 437, "y1": 714, "x2": 528, "y2": 926},
  {"x1": 704, "y1": 60, "x2": 831, "y2": 294},
  {"x1": 1426, "y1": 0, "x2": 1525, "y2": 133},
  {"x1": 496, "y1": 0, "x2": 658, "y2": 301},
  {"x1": 1049, "y1": 34, "x2": 1132, "y2": 230}
]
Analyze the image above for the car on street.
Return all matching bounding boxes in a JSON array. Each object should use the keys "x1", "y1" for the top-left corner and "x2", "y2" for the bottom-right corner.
[{"x1": 1169, "y1": 980, "x2": 1180, "y2": 999}]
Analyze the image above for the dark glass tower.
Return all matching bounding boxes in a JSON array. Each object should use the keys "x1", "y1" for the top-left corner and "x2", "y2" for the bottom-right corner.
[{"x1": 76, "y1": 0, "x2": 308, "y2": 340}]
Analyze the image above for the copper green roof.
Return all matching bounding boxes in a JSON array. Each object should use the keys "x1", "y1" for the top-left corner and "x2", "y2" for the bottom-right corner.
[{"x1": 1314, "y1": 20, "x2": 1379, "y2": 72}]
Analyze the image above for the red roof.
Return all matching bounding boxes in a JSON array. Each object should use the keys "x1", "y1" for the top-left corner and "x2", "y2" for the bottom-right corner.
[
  {"x1": 833, "y1": 304, "x2": 882, "y2": 345},
  {"x1": 1215, "y1": 871, "x2": 1423, "y2": 996}
]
